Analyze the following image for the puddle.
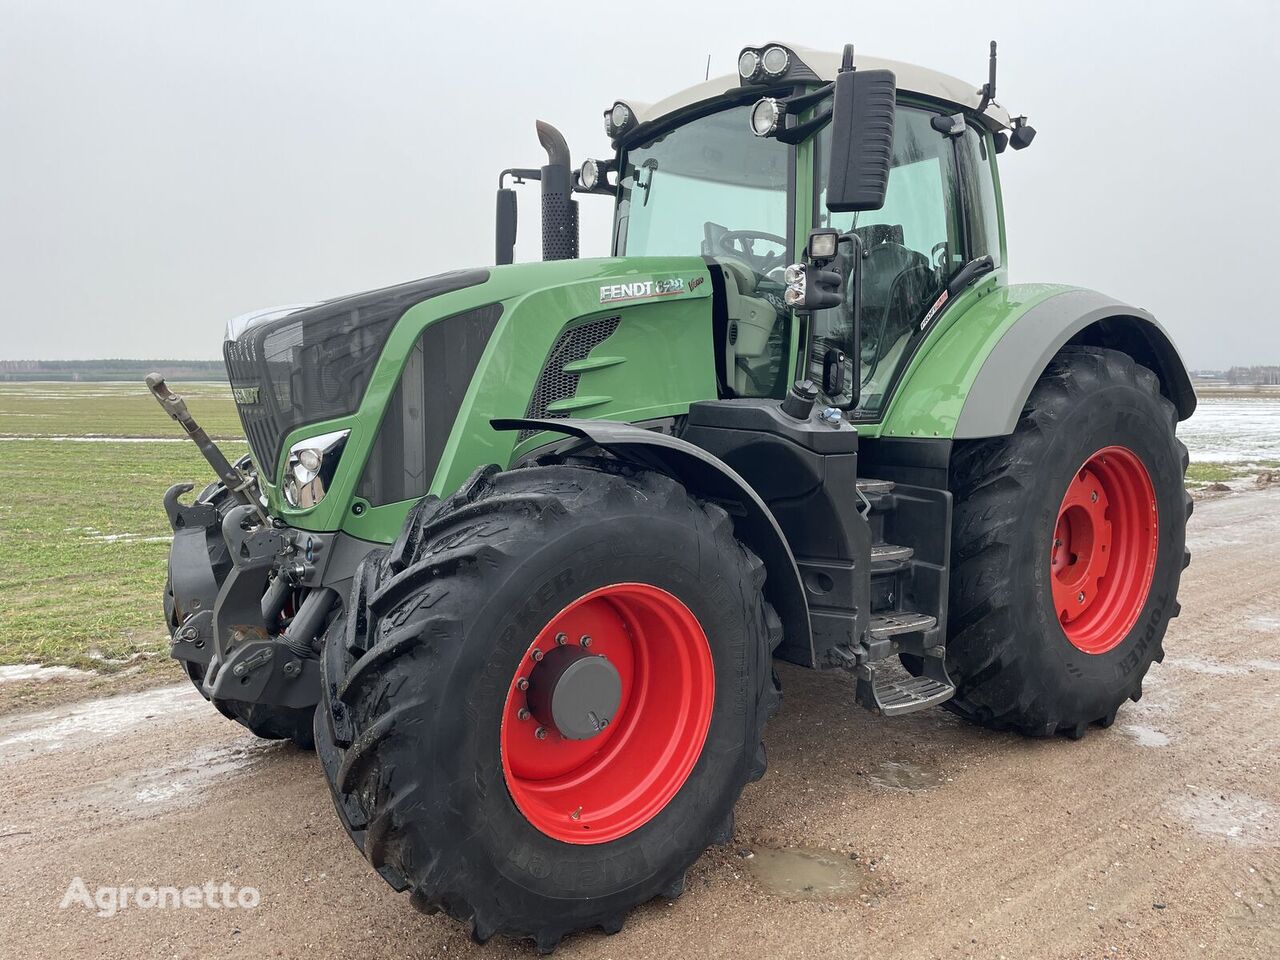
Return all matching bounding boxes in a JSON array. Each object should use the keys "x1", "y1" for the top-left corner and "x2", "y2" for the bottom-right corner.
[
  {"x1": 866, "y1": 759, "x2": 946, "y2": 791},
  {"x1": 0, "y1": 665, "x2": 92, "y2": 684},
  {"x1": 0, "y1": 685, "x2": 203, "y2": 760},
  {"x1": 744, "y1": 846, "x2": 875, "y2": 900},
  {"x1": 1119, "y1": 724, "x2": 1170, "y2": 747},
  {"x1": 1174, "y1": 790, "x2": 1277, "y2": 847},
  {"x1": 79, "y1": 742, "x2": 276, "y2": 813}
]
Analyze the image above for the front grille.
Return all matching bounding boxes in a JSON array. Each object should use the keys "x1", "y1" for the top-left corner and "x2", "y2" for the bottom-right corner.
[{"x1": 518, "y1": 316, "x2": 620, "y2": 441}]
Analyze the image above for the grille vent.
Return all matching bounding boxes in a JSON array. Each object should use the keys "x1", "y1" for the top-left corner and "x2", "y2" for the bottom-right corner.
[{"x1": 519, "y1": 316, "x2": 620, "y2": 441}]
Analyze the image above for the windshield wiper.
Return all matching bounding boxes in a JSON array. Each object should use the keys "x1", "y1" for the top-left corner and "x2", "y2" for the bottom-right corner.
[{"x1": 638, "y1": 158, "x2": 658, "y2": 207}]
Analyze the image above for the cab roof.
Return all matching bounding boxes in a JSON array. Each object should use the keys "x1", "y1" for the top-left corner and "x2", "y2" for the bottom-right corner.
[{"x1": 619, "y1": 43, "x2": 1013, "y2": 135}]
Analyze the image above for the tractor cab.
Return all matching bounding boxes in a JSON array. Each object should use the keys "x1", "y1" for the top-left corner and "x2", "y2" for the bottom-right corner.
[{"x1": 507, "y1": 42, "x2": 1028, "y2": 423}]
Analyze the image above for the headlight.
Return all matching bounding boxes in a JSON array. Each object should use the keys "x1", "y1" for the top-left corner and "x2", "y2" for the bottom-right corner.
[
  {"x1": 761, "y1": 45, "x2": 790, "y2": 77},
  {"x1": 283, "y1": 428, "x2": 349, "y2": 509},
  {"x1": 784, "y1": 264, "x2": 807, "y2": 308},
  {"x1": 750, "y1": 98, "x2": 784, "y2": 137}
]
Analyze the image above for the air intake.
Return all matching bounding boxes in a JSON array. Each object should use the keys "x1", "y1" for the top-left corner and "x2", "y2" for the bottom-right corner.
[{"x1": 519, "y1": 317, "x2": 620, "y2": 441}]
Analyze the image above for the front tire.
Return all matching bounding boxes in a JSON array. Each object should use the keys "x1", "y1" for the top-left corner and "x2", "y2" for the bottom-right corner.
[
  {"x1": 316, "y1": 461, "x2": 780, "y2": 950},
  {"x1": 945, "y1": 346, "x2": 1191, "y2": 737}
]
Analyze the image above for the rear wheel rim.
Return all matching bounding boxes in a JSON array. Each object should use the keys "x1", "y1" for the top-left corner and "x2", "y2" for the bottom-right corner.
[
  {"x1": 500, "y1": 583, "x2": 714, "y2": 844},
  {"x1": 1050, "y1": 445, "x2": 1159, "y2": 654}
]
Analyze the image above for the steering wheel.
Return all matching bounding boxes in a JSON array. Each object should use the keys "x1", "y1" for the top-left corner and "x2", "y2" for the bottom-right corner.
[{"x1": 716, "y1": 229, "x2": 788, "y2": 275}]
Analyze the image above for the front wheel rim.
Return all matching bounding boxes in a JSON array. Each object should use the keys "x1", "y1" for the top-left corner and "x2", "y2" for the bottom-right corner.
[
  {"x1": 1050, "y1": 445, "x2": 1159, "y2": 655},
  {"x1": 500, "y1": 583, "x2": 715, "y2": 844}
]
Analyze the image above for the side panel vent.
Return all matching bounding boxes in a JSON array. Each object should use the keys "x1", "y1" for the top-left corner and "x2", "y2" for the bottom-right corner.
[{"x1": 519, "y1": 317, "x2": 620, "y2": 441}]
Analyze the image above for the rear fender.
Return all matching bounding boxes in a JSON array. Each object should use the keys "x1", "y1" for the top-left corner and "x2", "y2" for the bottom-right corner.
[
  {"x1": 492, "y1": 417, "x2": 812, "y2": 660},
  {"x1": 953, "y1": 289, "x2": 1196, "y2": 438}
]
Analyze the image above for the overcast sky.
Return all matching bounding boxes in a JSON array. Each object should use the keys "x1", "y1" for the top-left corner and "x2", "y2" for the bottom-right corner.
[{"x1": 2, "y1": 0, "x2": 1275, "y2": 369}]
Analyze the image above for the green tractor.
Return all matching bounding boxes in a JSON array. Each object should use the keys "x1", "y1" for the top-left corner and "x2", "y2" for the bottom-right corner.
[{"x1": 152, "y1": 41, "x2": 1194, "y2": 951}]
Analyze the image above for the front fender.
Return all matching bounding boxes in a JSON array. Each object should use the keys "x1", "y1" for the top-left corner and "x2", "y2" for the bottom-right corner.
[{"x1": 491, "y1": 417, "x2": 812, "y2": 660}]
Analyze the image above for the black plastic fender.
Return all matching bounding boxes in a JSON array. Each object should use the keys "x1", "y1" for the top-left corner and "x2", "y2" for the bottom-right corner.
[{"x1": 492, "y1": 417, "x2": 812, "y2": 659}]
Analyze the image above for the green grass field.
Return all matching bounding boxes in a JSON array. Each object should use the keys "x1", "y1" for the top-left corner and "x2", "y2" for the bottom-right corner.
[{"x1": 0, "y1": 382, "x2": 245, "y2": 670}]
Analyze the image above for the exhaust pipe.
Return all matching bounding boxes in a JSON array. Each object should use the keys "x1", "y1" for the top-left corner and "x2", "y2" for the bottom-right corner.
[{"x1": 536, "y1": 120, "x2": 578, "y2": 261}]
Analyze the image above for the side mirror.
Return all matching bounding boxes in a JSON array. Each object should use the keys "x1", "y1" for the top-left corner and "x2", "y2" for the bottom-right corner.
[
  {"x1": 495, "y1": 188, "x2": 517, "y2": 266},
  {"x1": 825, "y1": 67, "x2": 896, "y2": 213}
]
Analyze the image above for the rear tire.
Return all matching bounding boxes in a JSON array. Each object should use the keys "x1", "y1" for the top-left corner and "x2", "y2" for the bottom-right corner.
[
  {"x1": 315, "y1": 461, "x2": 781, "y2": 951},
  {"x1": 944, "y1": 346, "x2": 1191, "y2": 737}
]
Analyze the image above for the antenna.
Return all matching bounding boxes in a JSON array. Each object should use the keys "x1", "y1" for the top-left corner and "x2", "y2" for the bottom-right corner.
[
  {"x1": 977, "y1": 40, "x2": 997, "y2": 113},
  {"x1": 705, "y1": 53, "x2": 711, "y2": 81}
]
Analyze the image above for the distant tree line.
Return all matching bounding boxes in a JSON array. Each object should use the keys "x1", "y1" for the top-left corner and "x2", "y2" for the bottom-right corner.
[
  {"x1": 1225, "y1": 365, "x2": 1280, "y2": 385},
  {"x1": 0, "y1": 359, "x2": 224, "y2": 382}
]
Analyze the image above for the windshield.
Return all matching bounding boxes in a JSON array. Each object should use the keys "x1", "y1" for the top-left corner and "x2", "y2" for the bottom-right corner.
[{"x1": 615, "y1": 103, "x2": 790, "y2": 278}]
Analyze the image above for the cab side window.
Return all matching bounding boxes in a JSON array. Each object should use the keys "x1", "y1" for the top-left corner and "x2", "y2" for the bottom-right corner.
[{"x1": 816, "y1": 105, "x2": 965, "y2": 417}]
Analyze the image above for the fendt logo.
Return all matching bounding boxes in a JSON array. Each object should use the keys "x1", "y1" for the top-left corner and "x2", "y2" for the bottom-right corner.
[{"x1": 599, "y1": 277, "x2": 687, "y2": 304}]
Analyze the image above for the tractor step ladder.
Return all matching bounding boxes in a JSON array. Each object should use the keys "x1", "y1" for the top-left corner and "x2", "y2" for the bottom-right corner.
[{"x1": 844, "y1": 476, "x2": 956, "y2": 716}]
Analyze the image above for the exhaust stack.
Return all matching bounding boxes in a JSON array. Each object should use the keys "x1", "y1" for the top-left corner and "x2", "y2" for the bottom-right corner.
[{"x1": 536, "y1": 120, "x2": 579, "y2": 261}]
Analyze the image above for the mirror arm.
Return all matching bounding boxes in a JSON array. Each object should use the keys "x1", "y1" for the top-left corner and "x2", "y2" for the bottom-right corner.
[{"x1": 775, "y1": 108, "x2": 835, "y2": 145}]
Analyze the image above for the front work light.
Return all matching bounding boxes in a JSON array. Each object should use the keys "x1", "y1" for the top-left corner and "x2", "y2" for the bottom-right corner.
[
  {"x1": 750, "y1": 98, "x2": 784, "y2": 137},
  {"x1": 738, "y1": 49, "x2": 761, "y2": 81},
  {"x1": 283, "y1": 428, "x2": 349, "y2": 509},
  {"x1": 761, "y1": 45, "x2": 790, "y2": 77},
  {"x1": 580, "y1": 158, "x2": 600, "y2": 190}
]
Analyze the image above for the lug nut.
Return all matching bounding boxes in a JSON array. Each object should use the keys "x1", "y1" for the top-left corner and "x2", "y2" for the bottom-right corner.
[
  {"x1": 517, "y1": 707, "x2": 530, "y2": 721},
  {"x1": 555, "y1": 632, "x2": 567, "y2": 646},
  {"x1": 580, "y1": 635, "x2": 592, "y2": 648},
  {"x1": 534, "y1": 726, "x2": 548, "y2": 740},
  {"x1": 531, "y1": 648, "x2": 544, "y2": 662},
  {"x1": 516, "y1": 677, "x2": 529, "y2": 691}
]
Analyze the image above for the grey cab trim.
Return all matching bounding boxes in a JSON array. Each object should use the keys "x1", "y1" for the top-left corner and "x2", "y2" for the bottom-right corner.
[{"x1": 954, "y1": 288, "x2": 1197, "y2": 439}]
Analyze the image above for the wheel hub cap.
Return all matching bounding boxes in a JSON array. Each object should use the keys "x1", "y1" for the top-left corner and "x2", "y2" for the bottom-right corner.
[{"x1": 526, "y1": 646, "x2": 622, "y2": 741}]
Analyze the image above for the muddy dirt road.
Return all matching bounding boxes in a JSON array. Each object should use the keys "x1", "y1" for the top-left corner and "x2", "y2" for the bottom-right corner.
[{"x1": 1, "y1": 491, "x2": 1277, "y2": 959}]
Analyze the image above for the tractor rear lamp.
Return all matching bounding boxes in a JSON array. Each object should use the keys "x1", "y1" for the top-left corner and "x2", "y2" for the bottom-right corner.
[
  {"x1": 282, "y1": 428, "x2": 349, "y2": 509},
  {"x1": 750, "y1": 98, "x2": 784, "y2": 137}
]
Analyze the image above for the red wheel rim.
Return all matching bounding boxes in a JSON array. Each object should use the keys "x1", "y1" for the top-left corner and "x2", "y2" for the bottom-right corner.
[
  {"x1": 500, "y1": 583, "x2": 714, "y2": 844},
  {"x1": 1050, "y1": 446, "x2": 1159, "y2": 654}
]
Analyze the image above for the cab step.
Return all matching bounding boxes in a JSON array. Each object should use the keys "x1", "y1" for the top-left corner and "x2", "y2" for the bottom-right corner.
[
  {"x1": 855, "y1": 667, "x2": 955, "y2": 716},
  {"x1": 868, "y1": 611, "x2": 936, "y2": 640},
  {"x1": 856, "y1": 478, "x2": 895, "y2": 496},
  {"x1": 870, "y1": 542, "x2": 913, "y2": 572}
]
